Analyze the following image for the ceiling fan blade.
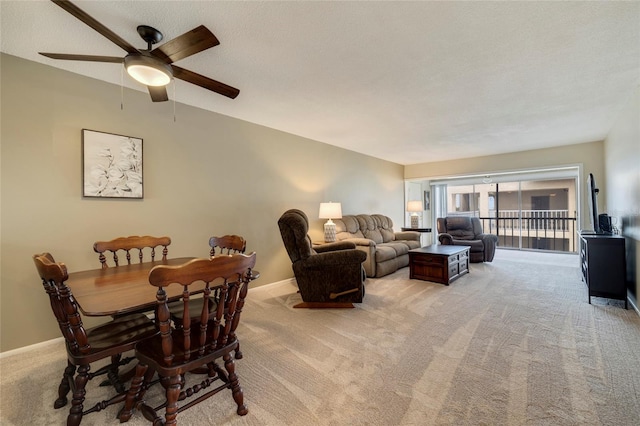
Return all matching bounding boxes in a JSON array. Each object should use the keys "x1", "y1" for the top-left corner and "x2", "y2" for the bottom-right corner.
[
  {"x1": 151, "y1": 25, "x2": 220, "y2": 64},
  {"x1": 172, "y1": 65, "x2": 239, "y2": 99},
  {"x1": 148, "y1": 86, "x2": 169, "y2": 102},
  {"x1": 51, "y1": 0, "x2": 139, "y2": 55},
  {"x1": 39, "y1": 52, "x2": 124, "y2": 63}
]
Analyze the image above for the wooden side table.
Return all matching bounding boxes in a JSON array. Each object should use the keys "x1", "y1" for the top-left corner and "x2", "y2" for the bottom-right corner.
[
  {"x1": 401, "y1": 227, "x2": 432, "y2": 233},
  {"x1": 408, "y1": 245, "x2": 469, "y2": 285}
]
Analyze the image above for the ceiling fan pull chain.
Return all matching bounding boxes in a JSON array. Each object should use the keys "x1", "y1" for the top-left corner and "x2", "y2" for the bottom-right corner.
[{"x1": 120, "y1": 65, "x2": 124, "y2": 110}]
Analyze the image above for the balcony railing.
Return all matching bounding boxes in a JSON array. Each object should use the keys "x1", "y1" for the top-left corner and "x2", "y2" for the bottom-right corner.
[{"x1": 447, "y1": 210, "x2": 578, "y2": 252}]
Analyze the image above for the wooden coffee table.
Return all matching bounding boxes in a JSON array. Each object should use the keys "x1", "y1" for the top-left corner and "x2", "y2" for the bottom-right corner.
[{"x1": 408, "y1": 245, "x2": 470, "y2": 285}]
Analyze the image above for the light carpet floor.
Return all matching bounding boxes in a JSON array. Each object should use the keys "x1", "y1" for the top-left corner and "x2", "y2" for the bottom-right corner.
[{"x1": 2, "y1": 249, "x2": 639, "y2": 425}]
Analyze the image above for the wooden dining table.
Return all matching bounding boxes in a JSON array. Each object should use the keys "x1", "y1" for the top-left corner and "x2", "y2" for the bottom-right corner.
[
  {"x1": 66, "y1": 257, "x2": 198, "y2": 317},
  {"x1": 67, "y1": 257, "x2": 195, "y2": 316},
  {"x1": 67, "y1": 256, "x2": 260, "y2": 317}
]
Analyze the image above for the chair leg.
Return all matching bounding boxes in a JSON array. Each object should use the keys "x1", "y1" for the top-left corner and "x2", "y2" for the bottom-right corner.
[
  {"x1": 54, "y1": 361, "x2": 75, "y2": 409},
  {"x1": 230, "y1": 335, "x2": 243, "y2": 359},
  {"x1": 164, "y1": 374, "x2": 182, "y2": 426},
  {"x1": 208, "y1": 361, "x2": 228, "y2": 382},
  {"x1": 118, "y1": 363, "x2": 148, "y2": 423},
  {"x1": 223, "y1": 353, "x2": 247, "y2": 416},
  {"x1": 68, "y1": 364, "x2": 90, "y2": 426},
  {"x1": 107, "y1": 353, "x2": 125, "y2": 393}
]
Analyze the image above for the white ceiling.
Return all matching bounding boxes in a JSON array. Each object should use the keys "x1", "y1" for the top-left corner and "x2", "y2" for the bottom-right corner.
[{"x1": 2, "y1": 1, "x2": 639, "y2": 165}]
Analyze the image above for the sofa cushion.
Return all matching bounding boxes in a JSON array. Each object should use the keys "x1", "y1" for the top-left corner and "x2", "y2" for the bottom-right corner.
[
  {"x1": 375, "y1": 245, "x2": 397, "y2": 262},
  {"x1": 336, "y1": 216, "x2": 364, "y2": 239},
  {"x1": 357, "y1": 215, "x2": 384, "y2": 243},
  {"x1": 372, "y1": 214, "x2": 396, "y2": 242},
  {"x1": 365, "y1": 229, "x2": 383, "y2": 244},
  {"x1": 399, "y1": 240, "x2": 421, "y2": 250},
  {"x1": 380, "y1": 242, "x2": 410, "y2": 257}
]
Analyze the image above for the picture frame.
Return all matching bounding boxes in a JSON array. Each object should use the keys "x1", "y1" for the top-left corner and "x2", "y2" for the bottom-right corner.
[
  {"x1": 82, "y1": 129, "x2": 143, "y2": 199},
  {"x1": 424, "y1": 190, "x2": 430, "y2": 211}
]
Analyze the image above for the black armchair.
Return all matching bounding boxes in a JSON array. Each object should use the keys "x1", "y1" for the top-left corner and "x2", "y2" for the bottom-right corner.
[
  {"x1": 278, "y1": 209, "x2": 367, "y2": 307},
  {"x1": 437, "y1": 216, "x2": 498, "y2": 262}
]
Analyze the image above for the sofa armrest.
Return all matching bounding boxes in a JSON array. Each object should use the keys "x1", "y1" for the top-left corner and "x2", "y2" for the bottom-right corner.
[
  {"x1": 438, "y1": 233, "x2": 454, "y2": 245},
  {"x1": 314, "y1": 241, "x2": 357, "y2": 253},
  {"x1": 395, "y1": 231, "x2": 420, "y2": 241},
  {"x1": 341, "y1": 237, "x2": 376, "y2": 248}
]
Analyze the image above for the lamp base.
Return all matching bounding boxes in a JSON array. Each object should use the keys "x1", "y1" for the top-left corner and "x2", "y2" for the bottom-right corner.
[
  {"x1": 411, "y1": 215, "x2": 419, "y2": 229},
  {"x1": 324, "y1": 221, "x2": 337, "y2": 243}
]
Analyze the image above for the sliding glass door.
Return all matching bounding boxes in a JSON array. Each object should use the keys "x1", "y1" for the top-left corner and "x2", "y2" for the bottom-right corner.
[
  {"x1": 436, "y1": 172, "x2": 578, "y2": 253},
  {"x1": 445, "y1": 182, "x2": 498, "y2": 233},
  {"x1": 496, "y1": 178, "x2": 577, "y2": 252}
]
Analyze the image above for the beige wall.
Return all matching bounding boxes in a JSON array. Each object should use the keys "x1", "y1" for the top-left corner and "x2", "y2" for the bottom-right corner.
[
  {"x1": 604, "y1": 85, "x2": 640, "y2": 307},
  {"x1": 0, "y1": 54, "x2": 405, "y2": 351},
  {"x1": 405, "y1": 141, "x2": 606, "y2": 230}
]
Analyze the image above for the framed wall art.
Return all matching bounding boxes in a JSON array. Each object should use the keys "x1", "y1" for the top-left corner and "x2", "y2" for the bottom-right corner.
[
  {"x1": 82, "y1": 129, "x2": 143, "y2": 199},
  {"x1": 424, "y1": 190, "x2": 431, "y2": 211}
]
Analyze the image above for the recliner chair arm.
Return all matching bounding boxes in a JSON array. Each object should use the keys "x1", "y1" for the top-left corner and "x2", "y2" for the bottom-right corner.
[
  {"x1": 478, "y1": 233, "x2": 498, "y2": 242},
  {"x1": 438, "y1": 233, "x2": 454, "y2": 245},
  {"x1": 303, "y1": 249, "x2": 367, "y2": 268},
  {"x1": 479, "y1": 233, "x2": 498, "y2": 261}
]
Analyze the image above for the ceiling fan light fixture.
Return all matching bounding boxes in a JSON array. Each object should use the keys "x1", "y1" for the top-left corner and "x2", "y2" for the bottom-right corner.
[{"x1": 124, "y1": 54, "x2": 172, "y2": 86}]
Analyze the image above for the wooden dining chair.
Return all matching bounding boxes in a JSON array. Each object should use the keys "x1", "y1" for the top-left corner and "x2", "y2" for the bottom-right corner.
[
  {"x1": 209, "y1": 235, "x2": 247, "y2": 358},
  {"x1": 208, "y1": 234, "x2": 246, "y2": 257},
  {"x1": 33, "y1": 253, "x2": 158, "y2": 426},
  {"x1": 169, "y1": 235, "x2": 246, "y2": 335},
  {"x1": 118, "y1": 253, "x2": 257, "y2": 425},
  {"x1": 93, "y1": 235, "x2": 171, "y2": 268}
]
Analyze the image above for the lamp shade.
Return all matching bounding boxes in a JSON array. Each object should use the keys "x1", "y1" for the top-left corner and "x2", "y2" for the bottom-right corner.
[
  {"x1": 319, "y1": 202, "x2": 342, "y2": 219},
  {"x1": 124, "y1": 53, "x2": 173, "y2": 86},
  {"x1": 407, "y1": 200, "x2": 423, "y2": 213}
]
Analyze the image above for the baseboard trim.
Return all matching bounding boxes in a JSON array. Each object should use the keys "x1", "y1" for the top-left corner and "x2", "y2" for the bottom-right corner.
[
  {"x1": 249, "y1": 277, "x2": 296, "y2": 292},
  {"x1": 0, "y1": 336, "x2": 64, "y2": 359},
  {"x1": 628, "y1": 294, "x2": 640, "y2": 317}
]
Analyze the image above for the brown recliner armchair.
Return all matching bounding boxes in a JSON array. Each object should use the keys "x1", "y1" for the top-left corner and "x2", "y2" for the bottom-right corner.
[
  {"x1": 278, "y1": 209, "x2": 367, "y2": 307},
  {"x1": 437, "y1": 216, "x2": 498, "y2": 263}
]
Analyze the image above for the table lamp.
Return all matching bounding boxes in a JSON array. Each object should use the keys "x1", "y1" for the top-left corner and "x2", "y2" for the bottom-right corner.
[
  {"x1": 407, "y1": 200, "x2": 422, "y2": 228},
  {"x1": 319, "y1": 202, "x2": 342, "y2": 242}
]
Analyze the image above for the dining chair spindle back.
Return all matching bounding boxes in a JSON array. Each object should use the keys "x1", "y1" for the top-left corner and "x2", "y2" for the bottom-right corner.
[
  {"x1": 93, "y1": 235, "x2": 171, "y2": 268},
  {"x1": 170, "y1": 234, "x2": 248, "y2": 359},
  {"x1": 209, "y1": 234, "x2": 246, "y2": 257}
]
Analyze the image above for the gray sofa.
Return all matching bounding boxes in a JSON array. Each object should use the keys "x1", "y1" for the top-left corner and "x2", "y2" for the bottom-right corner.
[{"x1": 334, "y1": 214, "x2": 421, "y2": 278}]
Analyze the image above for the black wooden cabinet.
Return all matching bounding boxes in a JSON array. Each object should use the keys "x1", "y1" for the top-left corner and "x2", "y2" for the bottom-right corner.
[{"x1": 579, "y1": 232, "x2": 627, "y2": 309}]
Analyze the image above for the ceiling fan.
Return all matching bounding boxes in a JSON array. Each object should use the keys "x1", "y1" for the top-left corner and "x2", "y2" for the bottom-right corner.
[{"x1": 39, "y1": 0, "x2": 239, "y2": 102}]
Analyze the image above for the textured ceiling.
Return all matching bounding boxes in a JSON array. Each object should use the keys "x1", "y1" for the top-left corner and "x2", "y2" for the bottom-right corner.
[{"x1": 2, "y1": 1, "x2": 639, "y2": 165}]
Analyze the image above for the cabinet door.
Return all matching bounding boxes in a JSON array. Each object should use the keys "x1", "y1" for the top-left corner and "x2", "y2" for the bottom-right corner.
[{"x1": 587, "y1": 239, "x2": 625, "y2": 295}]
